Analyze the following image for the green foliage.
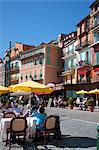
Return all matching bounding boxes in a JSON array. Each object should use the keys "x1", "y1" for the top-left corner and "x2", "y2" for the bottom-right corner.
[
  {"x1": 86, "y1": 98, "x2": 94, "y2": 107},
  {"x1": 68, "y1": 97, "x2": 74, "y2": 106}
]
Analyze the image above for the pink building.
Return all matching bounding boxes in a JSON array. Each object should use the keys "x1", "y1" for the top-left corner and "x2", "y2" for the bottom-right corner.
[
  {"x1": 5, "y1": 42, "x2": 35, "y2": 86},
  {"x1": 20, "y1": 43, "x2": 63, "y2": 85}
]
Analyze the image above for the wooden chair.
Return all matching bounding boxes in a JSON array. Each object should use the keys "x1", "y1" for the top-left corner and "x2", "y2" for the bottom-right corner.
[
  {"x1": 3, "y1": 112, "x2": 16, "y2": 118},
  {"x1": 3, "y1": 112, "x2": 16, "y2": 145},
  {"x1": 9, "y1": 117, "x2": 27, "y2": 150},
  {"x1": 36, "y1": 115, "x2": 57, "y2": 144}
]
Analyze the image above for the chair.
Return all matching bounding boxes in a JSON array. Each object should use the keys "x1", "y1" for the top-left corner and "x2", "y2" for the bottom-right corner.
[
  {"x1": 9, "y1": 117, "x2": 27, "y2": 150},
  {"x1": 3, "y1": 112, "x2": 16, "y2": 145},
  {"x1": 3, "y1": 112, "x2": 16, "y2": 118},
  {"x1": 36, "y1": 115, "x2": 57, "y2": 144}
]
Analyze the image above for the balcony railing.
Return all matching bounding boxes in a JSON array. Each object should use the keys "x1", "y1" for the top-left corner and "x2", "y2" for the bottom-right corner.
[
  {"x1": 20, "y1": 48, "x2": 44, "y2": 60},
  {"x1": 82, "y1": 40, "x2": 90, "y2": 47},
  {"x1": 76, "y1": 60, "x2": 91, "y2": 68},
  {"x1": 62, "y1": 51, "x2": 76, "y2": 59},
  {"x1": 91, "y1": 76, "x2": 99, "y2": 83},
  {"x1": 91, "y1": 19, "x2": 99, "y2": 29},
  {"x1": 75, "y1": 41, "x2": 90, "y2": 51},
  {"x1": 10, "y1": 67, "x2": 19, "y2": 74},
  {"x1": 77, "y1": 80, "x2": 91, "y2": 84},
  {"x1": 64, "y1": 65, "x2": 75, "y2": 71},
  {"x1": 75, "y1": 44, "x2": 82, "y2": 51}
]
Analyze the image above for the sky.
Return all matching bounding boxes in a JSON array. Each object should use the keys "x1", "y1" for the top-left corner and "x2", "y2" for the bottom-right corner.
[{"x1": 0, "y1": 0, "x2": 94, "y2": 59}]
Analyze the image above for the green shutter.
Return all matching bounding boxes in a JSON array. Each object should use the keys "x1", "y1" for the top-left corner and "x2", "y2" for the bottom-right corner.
[
  {"x1": 47, "y1": 56, "x2": 50, "y2": 64},
  {"x1": 47, "y1": 46, "x2": 50, "y2": 54},
  {"x1": 96, "y1": 52, "x2": 99, "y2": 65}
]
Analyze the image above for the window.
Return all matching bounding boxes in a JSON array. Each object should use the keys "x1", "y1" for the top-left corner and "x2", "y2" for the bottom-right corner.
[
  {"x1": 26, "y1": 72, "x2": 28, "y2": 80},
  {"x1": 94, "y1": 32, "x2": 99, "y2": 43},
  {"x1": 21, "y1": 73, "x2": 23, "y2": 80},
  {"x1": 40, "y1": 69, "x2": 42, "y2": 79},
  {"x1": 34, "y1": 70, "x2": 37, "y2": 79},
  {"x1": 47, "y1": 46, "x2": 50, "y2": 54},
  {"x1": 30, "y1": 72, "x2": 32, "y2": 79},
  {"x1": 80, "y1": 26, "x2": 82, "y2": 34},
  {"x1": 96, "y1": 52, "x2": 99, "y2": 65},
  {"x1": 57, "y1": 48, "x2": 60, "y2": 55},
  {"x1": 57, "y1": 59, "x2": 60, "y2": 66},
  {"x1": 11, "y1": 63, "x2": 13, "y2": 68},
  {"x1": 34, "y1": 59, "x2": 37, "y2": 65},
  {"x1": 46, "y1": 56, "x2": 50, "y2": 64}
]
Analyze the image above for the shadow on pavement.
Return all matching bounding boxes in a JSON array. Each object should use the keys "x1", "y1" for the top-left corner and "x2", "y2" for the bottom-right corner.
[
  {"x1": 35, "y1": 135, "x2": 97, "y2": 149},
  {"x1": 0, "y1": 135, "x2": 97, "y2": 150},
  {"x1": 53, "y1": 135, "x2": 96, "y2": 149}
]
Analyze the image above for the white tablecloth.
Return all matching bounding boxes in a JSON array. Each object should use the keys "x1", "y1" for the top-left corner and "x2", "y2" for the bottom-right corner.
[{"x1": 0, "y1": 117, "x2": 37, "y2": 140}]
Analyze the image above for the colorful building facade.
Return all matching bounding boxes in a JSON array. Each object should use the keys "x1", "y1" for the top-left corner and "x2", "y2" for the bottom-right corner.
[
  {"x1": 20, "y1": 43, "x2": 63, "y2": 85},
  {"x1": 0, "y1": 58, "x2": 5, "y2": 86},
  {"x1": 90, "y1": 0, "x2": 99, "y2": 83},
  {"x1": 5, "y1": 42, "x2": 35, "y2": 86}
]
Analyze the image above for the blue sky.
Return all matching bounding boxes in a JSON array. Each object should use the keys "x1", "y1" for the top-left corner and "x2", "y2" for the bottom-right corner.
[{"x1": 0, "y1": 0, "x2": 94, "y2": 59}]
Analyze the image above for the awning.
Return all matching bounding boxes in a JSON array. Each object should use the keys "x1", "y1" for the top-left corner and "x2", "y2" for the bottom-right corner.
[
  {"x1": 78, "y1": 71, "x2": 86, "y2": 75},
  {"x1": 94, "y1": 68, "x2": 99, "y2": 72}
]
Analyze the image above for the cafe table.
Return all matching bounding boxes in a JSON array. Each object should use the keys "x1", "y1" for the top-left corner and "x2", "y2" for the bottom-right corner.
[{"x1": 0, "y1": 117, "x2": 37, "y2": 140}]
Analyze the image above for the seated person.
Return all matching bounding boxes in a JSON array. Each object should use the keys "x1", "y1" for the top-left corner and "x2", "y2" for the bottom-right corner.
[
  {"x1": 22, "y1": 103, "x2": 37, "y2": 117},
  {"x1": 2, "y1": 101, "x2": 13, "y2": 114},
  {"x1": 12, "y1": 103, "x2": 23, "y2": 115},
  {"x1": 34, "y1": 107, "x2": 47, "y2": 130}
]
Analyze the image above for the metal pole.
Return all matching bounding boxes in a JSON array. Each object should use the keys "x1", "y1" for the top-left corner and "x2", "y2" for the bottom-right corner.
[
  {"x1": 9, "y1": 41, "x2": 11, "y2": 86},
  {"x1": 4, "y1": 62, "x2": 6, "y2": 87}
]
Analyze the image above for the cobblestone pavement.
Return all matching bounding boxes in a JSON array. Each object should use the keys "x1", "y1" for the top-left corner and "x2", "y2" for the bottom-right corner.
[{"x1": 0, "y1": 107, "x2": 98, "y2": 150}]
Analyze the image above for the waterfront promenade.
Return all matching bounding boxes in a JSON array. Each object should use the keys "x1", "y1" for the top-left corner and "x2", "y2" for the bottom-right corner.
[{"x1": 0, "y1": 107, "x2": 98, "y2": 150}]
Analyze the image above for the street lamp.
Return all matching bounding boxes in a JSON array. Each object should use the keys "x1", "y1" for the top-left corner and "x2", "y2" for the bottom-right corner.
[{"x1": 5, "y1": 41, "x2": 11, "y2": 87}]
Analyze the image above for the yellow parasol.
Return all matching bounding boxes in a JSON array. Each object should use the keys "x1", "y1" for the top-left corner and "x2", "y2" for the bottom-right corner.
[
  {"x1": 89, "y1": 89, "x2": 99, "y2": 107},
  {"x1": 0, "y1": 85, "x2": 9, "y2": 94},
  {"x1": 76, "y1": 90, "x2": 88, "y2": 100},
  {"x1": 9, "y1": 81, "x2": 53, "y2": 126},
  {"x1": 76, "y1": 90, "x2": 89, "y2": 95},
  {"x1": 9, "y1": 80, "x2": 53, "y2": 93}
]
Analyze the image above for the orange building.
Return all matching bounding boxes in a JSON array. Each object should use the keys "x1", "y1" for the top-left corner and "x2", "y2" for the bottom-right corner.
[{"x1": 19, "y1": 43, "x2": 63, "y2": 85}]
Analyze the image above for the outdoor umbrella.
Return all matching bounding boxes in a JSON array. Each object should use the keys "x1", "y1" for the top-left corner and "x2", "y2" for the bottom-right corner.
[
  {"x1": 0, "y1": 85, "x2": 9, "y2": 94},
  {"x1": 9, "y1": 80, "x2": 53, "y2": 119},
  {"x1": 76, "y1": 90, "x2": 88, "y2": 101},
  {"x1": 89, "y1": 89, "x2": 99, "y2": 107},
  {"x1": 9, "y1": 80, "x2": 53, "y2": 93},
  {"x1": 76, "y1": 90, "x2": 89, "y2": 95}
]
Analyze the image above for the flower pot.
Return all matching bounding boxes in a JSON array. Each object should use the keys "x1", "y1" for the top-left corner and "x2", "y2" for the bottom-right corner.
[
  {"x1": 69, "y1": 105, "x2": 73, "y2": 109},
  {"x1": 88, "y1": 106, "x2": 94, "y2": 112}
]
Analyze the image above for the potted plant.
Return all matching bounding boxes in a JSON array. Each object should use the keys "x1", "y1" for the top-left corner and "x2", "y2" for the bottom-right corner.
[
  {"x1": 86, "y1": 98, "x2": 94, "y2": 112},
  {"x1": 68, "y1": 97, "x2": 74, "y2": 109}
]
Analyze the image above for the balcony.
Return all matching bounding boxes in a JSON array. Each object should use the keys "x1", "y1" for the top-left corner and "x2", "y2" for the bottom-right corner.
[
  {"x1": 90, "y1": 8, "x2": 99, "y2": 17},
  {"x1": 82, "y1": 40, "x2": 91, "y2": 47},
  {"x1": 91, "y1": 76, "x2": 99, "y2": 83},
  {"x1": 10, "y1": 67, "x2": 19, "y2": 74},
  {"x1": 75, "y1": 41, "x2": 90, "y2": 51},
  {"x1": 10, "y1": 77, "x2": 19, "y2": 84},
  {"x1": 77, "y1": 60, "x2": 91, "y2": 68},
  {"x1": 75, "y1": 44, "x2": 82, "y2": 51},
  {"x1": 62, "y1": 51, "x2": 76, "y2": 59},
  {"x1": 61, "y1": 66, "x2": 75, "y2": 76},
  {"x1": 77, "y1": 80, "x2": 91, "y2": 84},
  {"x1": 91, "y1": 19, "x2": 99, "y2": 31},
  {"x1": 20, "y1": 48, "x2": 44, "y2": 60}
]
